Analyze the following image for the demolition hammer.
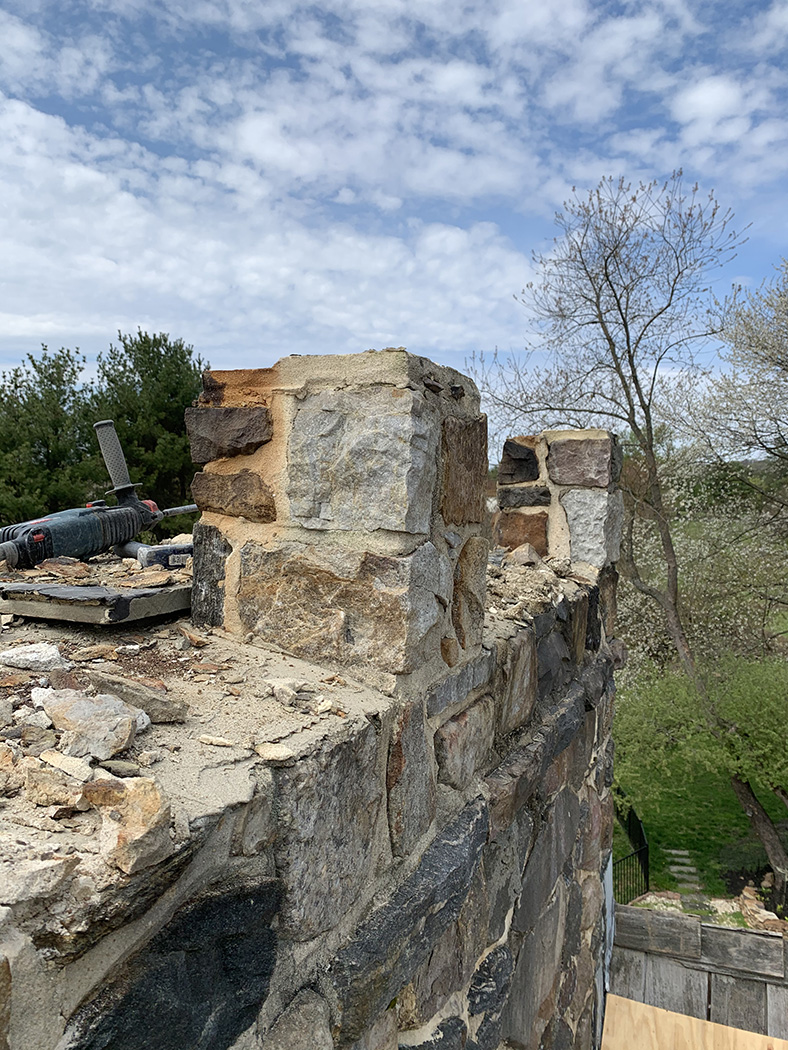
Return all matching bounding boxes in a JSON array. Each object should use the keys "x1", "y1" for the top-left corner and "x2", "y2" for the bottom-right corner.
[{"x1": 0, "y1": 421, "x2": 197, "y2": 569}]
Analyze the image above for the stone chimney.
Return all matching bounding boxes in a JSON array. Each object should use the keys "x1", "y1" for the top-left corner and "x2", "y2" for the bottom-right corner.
[{"x1": 186, "y1": 350, "x2": 488, "y2": 686}]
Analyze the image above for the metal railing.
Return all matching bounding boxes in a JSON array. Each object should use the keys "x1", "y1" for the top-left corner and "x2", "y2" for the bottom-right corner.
[{"x1": 613, "y1": 793, "x2": 649, "y2": 903}]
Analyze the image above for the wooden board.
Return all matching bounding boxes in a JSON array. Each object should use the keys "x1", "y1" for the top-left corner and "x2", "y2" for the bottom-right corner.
[
  {"x1": 645, "y1": 954, "x2": 709, "y2": 1020},
  {"x1": 0, "y1": 582, "x2": 191, "y2": 623},
  {"x1": 702, "y1": 925, "x2": 785, "y2": 979},
  {"x1": 603, "y1": 993, "x2": 788, "y2": 1050},
  {"x1": 615, "y1": 904, "x2": 702, "y2": 960}
]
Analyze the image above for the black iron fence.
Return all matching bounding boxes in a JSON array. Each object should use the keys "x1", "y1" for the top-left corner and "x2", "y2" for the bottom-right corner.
[{"x1": 613, "y1": 793, "x2": 649, "y2": 903}]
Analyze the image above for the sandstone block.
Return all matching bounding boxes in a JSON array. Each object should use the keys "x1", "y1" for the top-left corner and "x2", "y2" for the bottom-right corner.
[
  {"x1": 434, "y1": 695, "x2": 494, "y2": 789},
  {"x1": 547, "y1": 435, "x2": 614, "y2": 488},
  {"x1": 24, "y1": 764, "x2": 87, "y2": 808},
  {"x1": 191, "y1": 469, "x2": 276, "y2": 523},
  {"x1": 272, "y1": 723, "x2": 384, "y2": 939},
  {"x1": 237, "y1": 540, "x2": 451, "y2": 674},
  {"x1": 492, "y1": 511, "x2": 548, "y2": 555},
  {"x1": 440, "y1": 416, "x2": 487, "y2": 525},
  {"x1": 560, "y1": 488, "x2": 623, "y2": 568},
  {"x1": 498, "y1": 438, "x2": 539, "y2": 484},
  {"x1": 388, "y1": 700, "x2": 436, "y2": 856},
  {"x1": 497, "y1": 485, "x2": 550, "y2": 509},
  {"x1": 287, "y1": 386, "x2": 438, "y2": 534},
  {"x1": 330, "y1": 798, "x2": 489, "y2": 1043},
  {"x1": 83, "y1": 775, "x2": 173, "y2": 874},
  {"x1": 495, "y1": 629, "x2": 537, "y2": 736},
  {"x1": 185, "y1": 405, "x2": 273, "y2": 464}
]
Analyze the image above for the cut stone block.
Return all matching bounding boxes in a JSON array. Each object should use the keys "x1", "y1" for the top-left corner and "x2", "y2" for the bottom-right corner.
[
  {"x1": 185, "y1": 405, "x2": 273, "y2": 464},
  {"x1": 560, "y1": 488, "x2": 623, "y2": 568},
  {"x1": 501, "y1": 879, "x2": 567, "y2": 1048},
  {"x1": 547, "y1": 435, "x2": 614, "y2": 488},
  {"x1": 329, "y1": 798, "x2": 488, "y2": 1043},
  {"x1": 62, "y1": 884, "x2": 280, "y2": 1050},
  {"x1": 498, "y1": 485, "x2": 551, "y2": 509},
  {"x1": 440, "y1": 416, "x2": 488, "y2": 525},
  {"x1": 513, "y1": 788, "x2": 581, "y2": 932},
  {"x1": 450, "y1": 536, "x2": 489, "y2": 652},
  {"x1": 498, "y1": 438, "x2": 539, "y2": 484},
  {"x1": 191, "y1": 522, "x2": 232, "y2": 627},
  {"x1": 191, "y1": 469, "x2": 276, "y2": 523},
  {"x1": 287, "y1": 386, "x2": 438, "y2": 534},
  {"x1": 434, "y1": 695, "x2": 495, "y2": 789},
  {"x1": 388, "y1": 700, "x2": 436, "y2": 855},
  {"x1": 272, "y1": 723, "x2": 384, "y2": 939},
  {"x1": 495, "y1": 629, "x2": 538, "y2": 736},
  {"x1": 492, "y1": 510, "x2": 548, "y2": 554},
  {"x1": 237, "y1": 540, "x2": 451, "y2": 674}
]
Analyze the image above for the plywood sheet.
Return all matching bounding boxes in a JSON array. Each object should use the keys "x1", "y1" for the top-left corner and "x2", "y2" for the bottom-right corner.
[{"x1": 603, "y1": 993, "x2": 788, "y2": 1050}]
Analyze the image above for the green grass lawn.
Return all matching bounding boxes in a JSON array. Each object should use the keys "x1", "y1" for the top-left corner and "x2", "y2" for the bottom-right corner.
[{"x1": 615, "y1": 761, "x2": 788, "y2": 897}]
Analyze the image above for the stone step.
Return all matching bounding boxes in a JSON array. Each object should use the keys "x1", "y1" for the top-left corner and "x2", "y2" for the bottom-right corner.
[{"x1": 664, "y1": 848, "x2": 691, "y2": 857}]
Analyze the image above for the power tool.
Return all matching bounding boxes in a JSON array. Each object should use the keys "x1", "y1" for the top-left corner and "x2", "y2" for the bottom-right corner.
[{"x1": 0, "y1": 421, "x2": 197, "y2": 569}]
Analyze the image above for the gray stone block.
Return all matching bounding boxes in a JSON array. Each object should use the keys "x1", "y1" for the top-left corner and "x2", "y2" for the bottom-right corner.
[
  {"x1": 191, "y1": 521, "x2": 231, "y2": 627},
  {"x1": 426, "y1": 650, "x2": 495, "y2": 720},
  {"x1": 330, "y1": 798, "x2": 489, "y2": 1043},
  {"x1": 497, "y1": 485, "x2": 551, "y2": 509},
  {"x1": 287, "y1": 386, "x2": 438, "y2": 534},
  {"x1": 513, "y1": 789, "x2": 581, "y2": 933},
  {"x1": 388, "y1": 699, "x2": 436, "y2": 856},
  {"x1": 495, "y1": 629, "x2": 537, "y2": 736},
  {"x1": 560, "y1": 488, "x2": 623, "y2": 568},
  {"x1": 435, "y1": 695, "x2": 495, "y2": 790},
  {"x1": 273, "y1": 723, "x2": 385, "y2": 939},
  {"x1": 186, "y1": 405, "x2": 273, "y2": 464},
  {"x1": 501, "y1": 880, "x2": 567, "y2": 1047},
  {"x1": 265, "y1": 990, "x2": 333, "y2": 1050}
]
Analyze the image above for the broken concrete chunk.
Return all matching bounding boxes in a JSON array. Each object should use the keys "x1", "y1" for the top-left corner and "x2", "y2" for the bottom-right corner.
[
  {"x1": 86, "y1": 670, "x2": 188, "y2": 723},
  {"x1": 35, "y1": 689, "x2": 140, "y2": 761},
  {"x1": 0, "y1": 643, "x2": 71, "y2": 672}
]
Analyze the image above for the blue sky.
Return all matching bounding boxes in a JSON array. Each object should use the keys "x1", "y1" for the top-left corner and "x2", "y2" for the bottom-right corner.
[{"x1": 1, "y1": 0, "x2": 788, "y2": 377}]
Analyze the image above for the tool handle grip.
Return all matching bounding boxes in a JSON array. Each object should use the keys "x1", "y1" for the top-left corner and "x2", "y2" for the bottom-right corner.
[{"x1": 94, "y1": 421, "x2": 133, "y2": 493}]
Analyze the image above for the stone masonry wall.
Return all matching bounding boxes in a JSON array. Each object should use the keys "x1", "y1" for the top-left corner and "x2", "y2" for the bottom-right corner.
[{"x1": 0, "y1": 352, "x2": 620, "y2": 1050}]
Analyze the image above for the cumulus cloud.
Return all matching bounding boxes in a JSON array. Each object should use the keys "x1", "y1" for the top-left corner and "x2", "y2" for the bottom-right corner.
[{"x1": 0, "y1": 0, "x2": 787, "y2": 372}]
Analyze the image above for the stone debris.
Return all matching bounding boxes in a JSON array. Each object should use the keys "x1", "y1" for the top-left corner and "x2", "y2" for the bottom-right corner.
[
  {"x1": 33, "y1": 688, "x2": 149, "y2": 761},
  {"x1": 0, "y1": 642, "x2": 71, "y2": 671},
  {"x1": 83, "y1": 774, "x2": 173, "y2": 874}
]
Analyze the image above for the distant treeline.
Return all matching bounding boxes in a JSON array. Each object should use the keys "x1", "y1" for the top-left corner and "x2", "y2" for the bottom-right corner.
[{"x1": 0, "y1": 331, "x2": 205, "y2": 535}]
